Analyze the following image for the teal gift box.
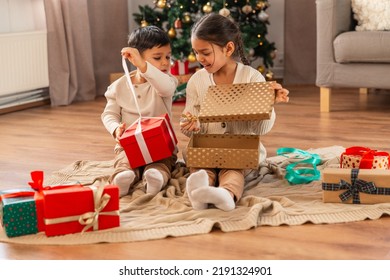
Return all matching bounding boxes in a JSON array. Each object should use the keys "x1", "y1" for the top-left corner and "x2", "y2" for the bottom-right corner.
[{"x1": 0, "y1": 189, "x2": 41, "y2": 237}]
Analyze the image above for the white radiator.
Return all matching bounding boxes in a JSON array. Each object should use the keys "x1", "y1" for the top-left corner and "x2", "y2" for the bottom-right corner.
[{"x1": 0, "y1": 30, "x2": 49, "y2": 110}]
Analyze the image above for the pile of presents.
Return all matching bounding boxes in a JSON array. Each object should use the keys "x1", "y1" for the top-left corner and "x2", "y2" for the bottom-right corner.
[
  {"x1": 322, "y1": 146, "x2": 390, "y2": 204},
  {"x1": 0, "y1": 171, "x2": 120, "y2": 238}
]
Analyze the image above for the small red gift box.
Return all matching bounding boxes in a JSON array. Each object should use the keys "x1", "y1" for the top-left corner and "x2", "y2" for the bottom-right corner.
[
  {"x1": 340, "y1": 146, "x2": 389, "y2": 169},
  {"x1": 170, "y1": 60, "x2": 189, "y2": 75},
  {"x1": 119, "y1": 113, "x2": 177, "y2": 169},
  {"x1": 43, "y1": 184, "x2": 120, "y2": 237}
]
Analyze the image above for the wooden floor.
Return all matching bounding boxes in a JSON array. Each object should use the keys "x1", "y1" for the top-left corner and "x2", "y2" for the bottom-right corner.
[{"x1": 1, "y1": 85, "x2": 390, "y2": 260}]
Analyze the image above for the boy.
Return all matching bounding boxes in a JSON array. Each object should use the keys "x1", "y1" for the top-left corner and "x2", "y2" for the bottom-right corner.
[{"x1": 101, "y1": 26, "x2": 178, "y2": 197}]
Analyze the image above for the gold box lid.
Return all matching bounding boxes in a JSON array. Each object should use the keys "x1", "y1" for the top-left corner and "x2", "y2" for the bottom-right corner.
[{"x1": 198, "y1": 82, "x2": 275, "y2": 123}]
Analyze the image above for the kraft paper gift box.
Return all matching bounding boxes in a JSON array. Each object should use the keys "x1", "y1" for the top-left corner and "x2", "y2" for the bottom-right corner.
[
  {"x1": 0, "y1": 188, "x2": 45, "y2": 237},
  {"x1": 43, "y1": 184, "x2": 120, "y2": 237},
  {"x1": 340, "y1": 146, "x2": 389, "y2": 169},
  {"x1": 186, "y1": 82, "x2": 275, "y2": 169},
  {"x1": 119, "y1": 113, "x2": 177, "y2": 169},
  {"x1": 322, "y1": 168, "x2": 390, "y2": 204}
]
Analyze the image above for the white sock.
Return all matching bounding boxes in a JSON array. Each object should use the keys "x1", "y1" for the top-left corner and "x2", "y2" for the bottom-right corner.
[
  {"x1": 186, "y1": 170, "x2": 209, "y2": 210},
  {"x1": 144, "y1": 168, "x2": 164, "y2": 195},
  {"x1": 113, "y1": 170, "x2": 135, "y2": 197},
  {"x1": 191, "y1": 187, "x2": 235, "y2": 211}
]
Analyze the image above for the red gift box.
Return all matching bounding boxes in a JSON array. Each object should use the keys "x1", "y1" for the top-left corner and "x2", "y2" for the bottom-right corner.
[
  {"x1": 340, "y1": 146, "x2": 389, "y2": 169},
  {"x1": 170, "y1": 60, "x2": 189, "y2": 75},
  {"x1": 43, "y1": 184, "x2": 120, "y2": 237},
  {"x1": 119, "y1": 113, "x2": 177, "y2": 169}
]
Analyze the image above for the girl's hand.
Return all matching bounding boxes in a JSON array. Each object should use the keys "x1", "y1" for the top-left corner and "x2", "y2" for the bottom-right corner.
[
  {"x1": 121, "y1": 47, "x2": 147, "y2": 73},
  {"x1": 271, "y1": 82, "x2": 289, "y2": 103},
  {"x1": 180, "y1": 112, "x2": 200, "y2": 132},
  {"x1": 114, "y1": 123, "x2": 126, "y2": 143}
]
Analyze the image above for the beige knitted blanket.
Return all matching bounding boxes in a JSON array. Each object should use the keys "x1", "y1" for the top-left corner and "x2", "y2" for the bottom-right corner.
[{"x1": 1, "y1": 146, "x2": 390, "y2": 245}]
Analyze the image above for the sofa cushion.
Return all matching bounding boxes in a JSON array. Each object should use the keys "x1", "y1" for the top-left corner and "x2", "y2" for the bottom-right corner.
[{"x1": 334, "y1": 31, "x2": 390, "y2": 63}]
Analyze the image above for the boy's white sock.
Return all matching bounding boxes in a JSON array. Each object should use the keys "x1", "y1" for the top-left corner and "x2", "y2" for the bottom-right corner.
[
  {"x1": 144, "y1": 168, "x2": 164, "y2": 195},
  {"x1": 191, "y1": 187, "x2": 235, "y2": 211},
  {"x1": 186, "y1": 170, "x2": 209, "y2": 210},
  {"x1": 113, "y1": 170, "x2": 136, "y2": 197}
]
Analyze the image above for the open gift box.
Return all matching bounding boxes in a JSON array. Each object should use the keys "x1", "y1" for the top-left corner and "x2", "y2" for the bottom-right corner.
[{"x1": 186, "y1": 82, "x2": 275, "y2": 169}]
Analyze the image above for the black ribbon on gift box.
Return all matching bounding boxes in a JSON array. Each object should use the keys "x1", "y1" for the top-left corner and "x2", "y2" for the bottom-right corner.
[{"x1": 322, "y1": 169, "x2": 390, "y2": 204}]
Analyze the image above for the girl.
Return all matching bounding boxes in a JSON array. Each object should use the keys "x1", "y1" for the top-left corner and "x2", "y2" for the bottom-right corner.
[
  {"x1": 180, "y1": 13, "x2": 289, "y2": 211},
  {"x1": 102, "y1": 26, "x2": 178, "y2": 197}
]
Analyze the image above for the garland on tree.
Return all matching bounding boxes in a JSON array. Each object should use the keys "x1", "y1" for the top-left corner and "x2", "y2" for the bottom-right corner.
[{"x1": 133, "y1": 0, "x2": 276, "y2": 78}]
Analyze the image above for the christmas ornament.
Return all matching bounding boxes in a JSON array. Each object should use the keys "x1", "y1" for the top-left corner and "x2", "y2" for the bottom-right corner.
[
  {"x1": 188, "y1": 52, "x2": 197, "y2": 63},
  {"x1": 242, "y1": 0, "x2": 253, "y2": 14},
  {"x1": 257, "y1": 65, "x2": 265, "y2": 74},
  {"x1": 248, "y1": 48, "x2": 255, "y2": 57},
  {"x1": 203, "y1": 2, "x2": 213, "y2": 14},
  {"x1": 140, "y1": 20, "x2": 148, "y2": 27},
  {"x1": 174, "y1": 18, "x2": 182, "y2": 29},
  {"x1": 168, "y1": 27, "x2": 176, "y2": 38},
  {"x1": 256, "y1": 0, "x2": 266, "y2": 10},
  {"x1": 258, "y1": 10, "x2": 269, "y2": 22},
  {"x1": 266, "y1": 70, "x2": 274, "y2": 80},
  {"x1": 183, "y1": 12, "x2": 191, "y2": 23},
  {"x1": 156, "y1": 0, "x2": 167, "y2": 9},
  {"x1": 219, "y1": 8, "x2": 230, "y2": 17}
]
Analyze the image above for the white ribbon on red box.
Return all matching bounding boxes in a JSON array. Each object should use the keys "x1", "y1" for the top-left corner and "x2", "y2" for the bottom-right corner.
[{"x1": 177, "y1": 60, "x2": 186, "y2": 75}]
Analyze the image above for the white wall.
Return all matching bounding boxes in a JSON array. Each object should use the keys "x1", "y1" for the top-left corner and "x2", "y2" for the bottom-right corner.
[
  {"x1": 128, "y1": 0, "x2": 284, "y2": 78},
  {"x1": 0, "y1": 0, "x2": 46, "y2": 33}
]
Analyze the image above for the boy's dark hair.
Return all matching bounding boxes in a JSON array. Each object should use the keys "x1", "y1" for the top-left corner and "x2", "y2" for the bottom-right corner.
[
  {"x1": 128, "y1": 26, "x2": 170, "y2": 53},
  {"x1": 191, "y1": 13, "x2": 249, "y2": 65}
]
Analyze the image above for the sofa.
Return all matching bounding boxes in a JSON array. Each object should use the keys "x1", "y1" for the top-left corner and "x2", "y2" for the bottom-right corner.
[{"x1": 316, "y1": 0, "x2": 390, "y2": 112}]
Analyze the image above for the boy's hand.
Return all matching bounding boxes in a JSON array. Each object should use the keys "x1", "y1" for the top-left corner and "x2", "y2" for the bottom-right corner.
[
  {"x1": 115, "y1": 123, "x2": 126, "y2": 143},
  {"x1": 180, "y1": 112, "x2": 200, "y2": 132},
  {"x1": 271, "y1": 82, "x2": 289, "y2": 103},
  {"x1": 121, "y1": 47, "x2": 147, "y2": 73}
]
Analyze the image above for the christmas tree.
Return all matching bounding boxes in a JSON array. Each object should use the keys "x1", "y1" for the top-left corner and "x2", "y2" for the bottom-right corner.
[{"x1": 133, "y1": 0, "x2": 276, "y2": 79}]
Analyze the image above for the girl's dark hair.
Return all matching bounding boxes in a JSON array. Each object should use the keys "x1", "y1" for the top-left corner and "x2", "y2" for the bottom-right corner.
[
  {"x1": 128, "y1": 26, "x2": 170, "y2": 53},
  {"x1": 191, "y1": 13, "x2": 250, "y2": 65}
]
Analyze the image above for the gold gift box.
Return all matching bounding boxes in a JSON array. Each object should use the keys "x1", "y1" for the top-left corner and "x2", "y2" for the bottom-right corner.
[{"x1": 187, "y1": 82, "x2": 275, "y2": 169}]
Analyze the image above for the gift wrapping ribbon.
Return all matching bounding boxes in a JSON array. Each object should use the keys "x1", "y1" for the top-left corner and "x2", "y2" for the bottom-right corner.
[
  {"x1": 28, "y1": 170, "x2": 82, "y2": 192},
  {"x1": 177, "y1": 60, "x2": 186, "y2": 75},
  {"x1": 78, "y1": 185, "x2": 117, "y2": 233},
  {"x1": 277, "y1": 147, "x2": 321, "y2": 185},
  {"x1": 321, "y1": 169, "x2": 390, "y2": 204},
  {"x1": 122, "y1": 57, "x2": 176, "y2": 165},
  {"x1": 341, "y1": 146, "x2": 390, "y2": 169},
  {"x1": 44, "y1": 184, "x2": 119, "y2": 233},
  {"x1": 0, "y1": 191, "x2": 36, "y2": 202}
]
